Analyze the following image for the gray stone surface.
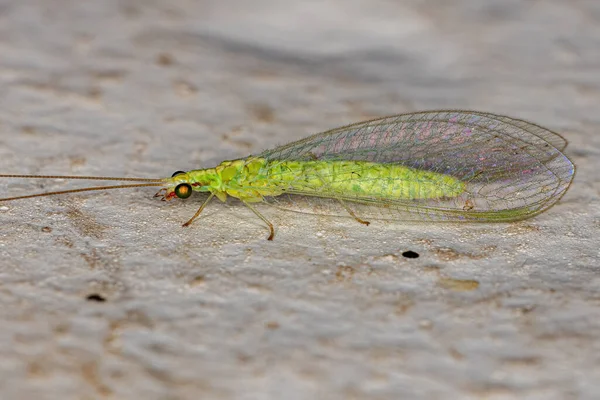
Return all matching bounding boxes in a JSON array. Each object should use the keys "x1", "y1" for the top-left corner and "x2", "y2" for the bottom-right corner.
[{"x1": 0, "y1": 1, "x2": 598, "y2": 399}]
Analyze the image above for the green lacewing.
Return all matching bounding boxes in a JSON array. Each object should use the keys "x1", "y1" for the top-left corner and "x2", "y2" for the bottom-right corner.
[{"x1": 1, "y1": 110, "x2": 575, "y2": 240}]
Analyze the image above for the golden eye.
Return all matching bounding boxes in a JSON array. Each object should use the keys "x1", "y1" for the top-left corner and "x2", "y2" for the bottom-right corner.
[{"x1": 174, "y1": 183, "x2": 192, "y2": 199}]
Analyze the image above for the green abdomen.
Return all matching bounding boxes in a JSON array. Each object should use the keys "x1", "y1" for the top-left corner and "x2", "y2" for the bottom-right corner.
[{"x1": 250, "y1": 159, "x2": 465, "y2": 200}]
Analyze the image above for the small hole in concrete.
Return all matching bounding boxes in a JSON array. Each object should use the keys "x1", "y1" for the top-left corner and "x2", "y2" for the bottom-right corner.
[
  {"x1": 86, "y1": 293, "x2": 106, "y2": 302},
  {"x1": 402, "y1": 250, "x2": 419, "y2": 259}
]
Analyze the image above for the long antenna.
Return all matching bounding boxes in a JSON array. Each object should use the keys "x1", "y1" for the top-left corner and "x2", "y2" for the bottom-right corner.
[
  {"x1": 0, "y1": 183, "x2": 164, "y2": 202},
  {"x1": 0, "y1": 174, "x2": 164, "y2": 183}
]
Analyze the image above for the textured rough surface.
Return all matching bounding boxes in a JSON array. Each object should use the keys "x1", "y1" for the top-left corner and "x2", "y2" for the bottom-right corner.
[{"x1": 0, "y1": 1, "x2": 598, "y2": 399}]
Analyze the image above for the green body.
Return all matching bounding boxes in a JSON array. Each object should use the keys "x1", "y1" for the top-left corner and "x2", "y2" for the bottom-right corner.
[{"x1": 169, "y1": 157, "x2": 465, "y2": 204}]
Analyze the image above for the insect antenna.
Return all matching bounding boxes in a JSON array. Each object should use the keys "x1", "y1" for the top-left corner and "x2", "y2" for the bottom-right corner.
[
  {"x1": 0, "y1": 174, "x2": 166, "y2": 202},
  {"x1": 0, "y1": 174, "x2": 164, "y2": 182}
]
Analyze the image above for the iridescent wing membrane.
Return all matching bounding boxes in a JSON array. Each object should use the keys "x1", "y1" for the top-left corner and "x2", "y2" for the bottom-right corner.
[{"x1": 254, "y1": 110, "x2": 575, "y2": 222}]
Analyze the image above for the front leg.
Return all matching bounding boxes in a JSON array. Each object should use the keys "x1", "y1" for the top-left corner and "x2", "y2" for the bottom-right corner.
[{"x1": 182, "y1": 193, "x2": 215, "y2": 227}]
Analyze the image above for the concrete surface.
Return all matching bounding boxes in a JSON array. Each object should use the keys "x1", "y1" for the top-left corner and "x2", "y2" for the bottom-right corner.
[{"x1": 0, "y1": 1, "x2": 599, "y2": 399}]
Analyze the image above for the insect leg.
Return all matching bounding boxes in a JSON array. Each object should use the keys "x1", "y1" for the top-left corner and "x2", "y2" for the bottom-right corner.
[
  {"x1": 242, "y1": 201, "x2": 275, "y2": 241},
  {"x1": 309, "y1": 169, "x2": 371, "y2": 226},
  {"x1": 182, "y1": 193, "x2": 215, "y2": 227},
  {"x1": 338, "y1": 199, "x2": 370, "y2": 226}
]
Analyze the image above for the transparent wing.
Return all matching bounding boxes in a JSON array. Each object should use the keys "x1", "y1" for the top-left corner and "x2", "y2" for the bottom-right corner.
[{"x1": 255, "y1": 110, "x2": 575, "y2": 222}]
